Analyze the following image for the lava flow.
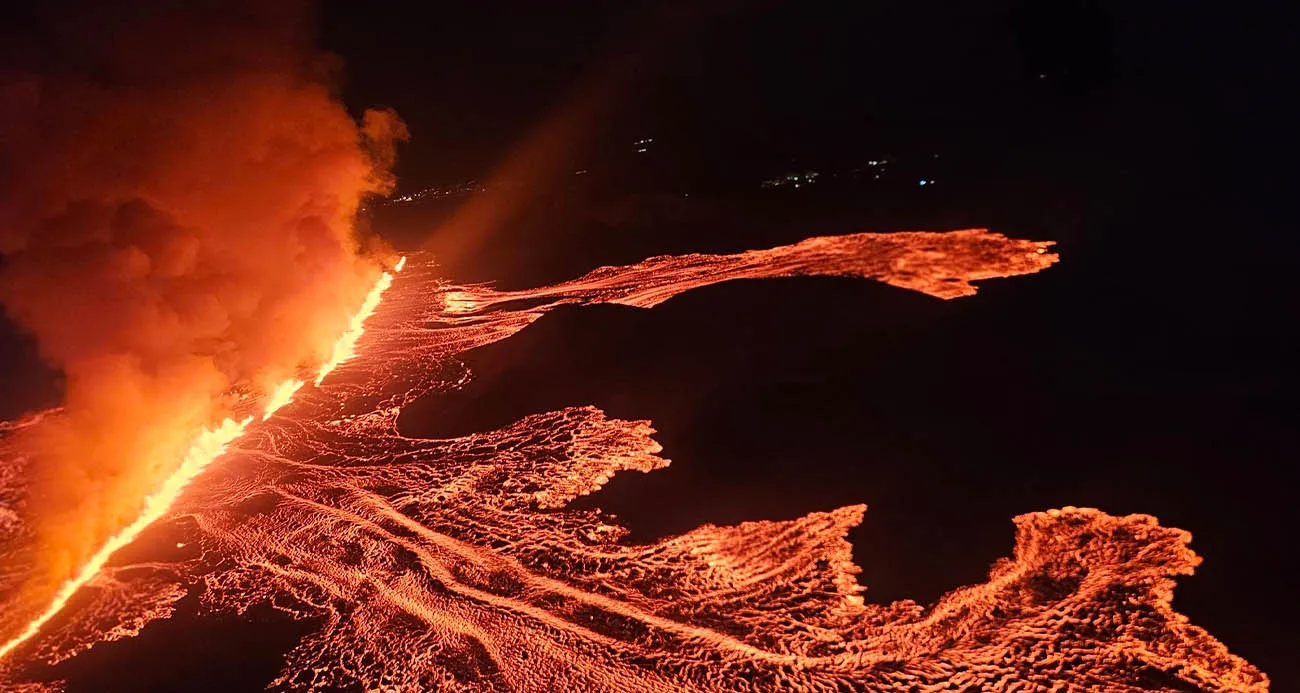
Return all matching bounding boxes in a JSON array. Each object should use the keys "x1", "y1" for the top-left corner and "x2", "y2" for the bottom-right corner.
[{"x1": 0, "y1": 231, "x2": 1270, "y2": 691}]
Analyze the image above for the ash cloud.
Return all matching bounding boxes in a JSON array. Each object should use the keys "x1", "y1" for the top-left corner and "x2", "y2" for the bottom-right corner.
[{"x1": 0, "y1": 0, "x2": 405, "y2": 634}]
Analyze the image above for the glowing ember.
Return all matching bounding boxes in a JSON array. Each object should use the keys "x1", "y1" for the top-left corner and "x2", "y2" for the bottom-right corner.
[{"x1": 0, "y1": 232, "x2": 1269, "y2": 691}]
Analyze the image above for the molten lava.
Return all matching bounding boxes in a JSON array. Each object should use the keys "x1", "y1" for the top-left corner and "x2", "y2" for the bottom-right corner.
[{"x1": 0, "y1": 232, "x2": 1270, "y2": 691}]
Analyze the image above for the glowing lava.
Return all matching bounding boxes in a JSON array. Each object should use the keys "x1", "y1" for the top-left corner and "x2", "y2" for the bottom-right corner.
[
  {"x1": 0, "y1": 235, "x2": 1268, "y2": 691},
  {"x1": 262, "y1": 380, "x2": 305, "y2": 422},
  {"x1": 0, "y1": 258, "x2": 405, "y2": 666}
]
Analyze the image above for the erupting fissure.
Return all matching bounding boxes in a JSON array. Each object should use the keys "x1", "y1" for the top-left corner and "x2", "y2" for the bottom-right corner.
[
  {"x1": 263, "y1": 380, "x2": 306, "y2": 422},
  {"x1": 315, "y1": 270, "x2": 397, "y2": 387},
  {"x1": 0, "y1": 259, "x2": 405, "y2": 664}
]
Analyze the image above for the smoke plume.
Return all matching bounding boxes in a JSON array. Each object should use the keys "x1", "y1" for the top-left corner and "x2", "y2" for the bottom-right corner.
[{"x1": 0, "y1": 0, "x2": 405, "y2": 638}]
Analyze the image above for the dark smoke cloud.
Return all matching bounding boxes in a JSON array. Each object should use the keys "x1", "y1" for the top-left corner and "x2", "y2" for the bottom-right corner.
[{"x1": 0, "y1": 0, "x2": 406, "y2": 635}]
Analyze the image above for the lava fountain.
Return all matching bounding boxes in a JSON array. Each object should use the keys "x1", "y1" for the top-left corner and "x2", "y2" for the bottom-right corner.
[{"x1": 0, "y1": 230, "x2": 1270, "y2": 691}]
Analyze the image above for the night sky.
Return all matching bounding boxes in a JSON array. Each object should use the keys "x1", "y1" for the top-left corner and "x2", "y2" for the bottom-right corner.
[{"x1": 2, "y1": 1, "x2": 1297, "y2": 690}]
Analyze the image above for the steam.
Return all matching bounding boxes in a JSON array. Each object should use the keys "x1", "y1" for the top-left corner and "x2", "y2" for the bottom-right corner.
[{"x1": 0, "y1": 1, "x2": 405, "y2": 638}]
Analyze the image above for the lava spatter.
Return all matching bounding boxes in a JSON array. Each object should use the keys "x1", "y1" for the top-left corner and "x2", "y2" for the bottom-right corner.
[{"x1": 0, "y1": 230, "x2": 1269, "y2": 691}]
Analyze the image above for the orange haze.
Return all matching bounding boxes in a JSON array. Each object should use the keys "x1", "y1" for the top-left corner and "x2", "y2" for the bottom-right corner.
[{"x1": 0, "y1": 1, "x2": 405, "y2": 644}]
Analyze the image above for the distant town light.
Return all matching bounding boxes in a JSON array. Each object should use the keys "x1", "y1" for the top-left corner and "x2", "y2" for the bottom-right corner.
[{"x1": 761, "y1": 170, "x2": 819, "y2": 189}]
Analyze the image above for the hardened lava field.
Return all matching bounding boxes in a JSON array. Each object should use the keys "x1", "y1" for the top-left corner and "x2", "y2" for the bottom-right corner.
[{"x1": 0, "y1": 230, "x2": 1269, "y2": 691}]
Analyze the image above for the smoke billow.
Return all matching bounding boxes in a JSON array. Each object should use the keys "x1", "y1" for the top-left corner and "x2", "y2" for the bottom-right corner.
[{"x1": 0, "y1": 0, "x2": 405, "y2": 638}]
